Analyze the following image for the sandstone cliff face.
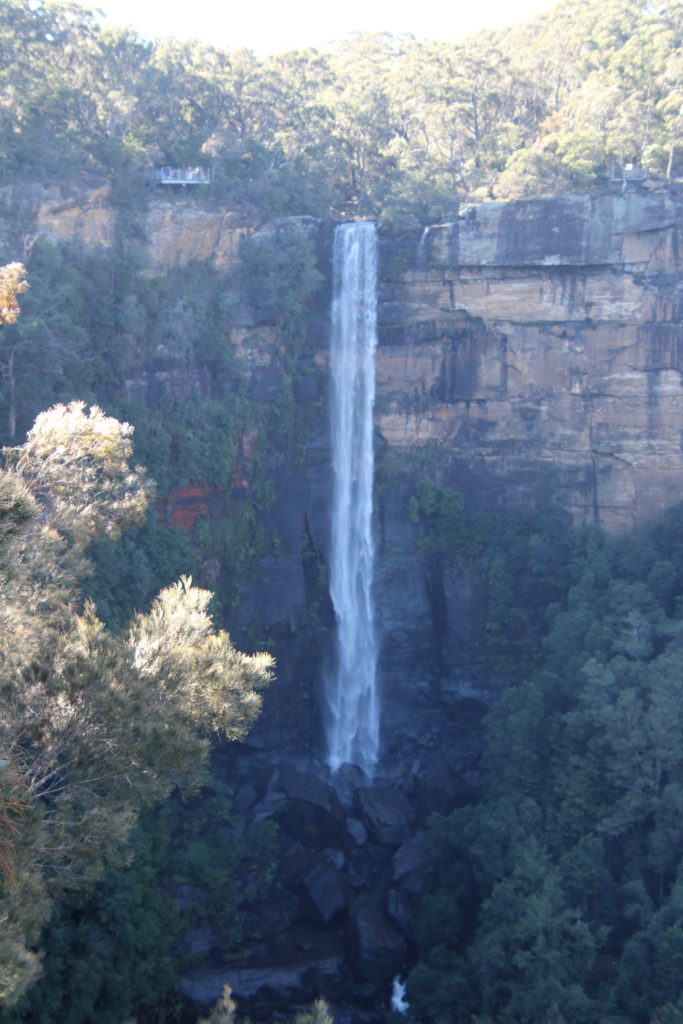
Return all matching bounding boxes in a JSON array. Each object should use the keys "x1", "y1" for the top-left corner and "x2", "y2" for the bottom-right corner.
[
  {"x1": 0, "y1": 179, "x2": 116, "y2": 253},
  {"x1": 377, "y1": 191, "x2": 683, "y2": 532},
  {"x1": 20, "y1": 181, "x2": 681, "y2": 531},
  {"x1": 142, "y1": 200, "x2": 249, "y2": 271},
  {"x1": 0, "y1": 178, "x2": 250, "y2": 269}
]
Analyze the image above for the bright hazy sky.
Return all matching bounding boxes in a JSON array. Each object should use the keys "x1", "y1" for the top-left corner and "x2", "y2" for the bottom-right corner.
[{"x1": 83, "y1": 0, "x2": 559, "y2": 55}]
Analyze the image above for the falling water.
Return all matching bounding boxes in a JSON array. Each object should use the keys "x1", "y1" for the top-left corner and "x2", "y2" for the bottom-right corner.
[
  {"x1": 416, "y1": 226, "x2": 430, "y2": 268},
  {"x1": 326, "y1": 221, "x2": 379, "y2": 774}
]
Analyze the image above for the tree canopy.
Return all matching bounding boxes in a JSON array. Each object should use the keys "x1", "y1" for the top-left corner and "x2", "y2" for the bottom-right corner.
[
  {"x1": 408, "y1": 502, "x2": 683, "y2": 1023},
  {"x1": 0, "y1": 0, "x2": 680, "y2": 223}
]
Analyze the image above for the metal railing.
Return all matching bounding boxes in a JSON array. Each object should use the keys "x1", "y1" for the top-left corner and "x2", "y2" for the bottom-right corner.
[{"x1": 148, "y1": 166, "x2": 211, "y2": 185}]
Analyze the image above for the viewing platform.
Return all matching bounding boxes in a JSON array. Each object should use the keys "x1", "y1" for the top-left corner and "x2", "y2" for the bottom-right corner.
[
  {"x1": 148, "y1": 166, "x2": 211, "y2": 185},
  {"x1": 607, "y1": 162, "x2": 648, "y2": 186}
]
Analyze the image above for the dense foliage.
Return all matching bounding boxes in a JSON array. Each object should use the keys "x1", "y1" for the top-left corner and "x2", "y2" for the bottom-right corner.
[
  {"x1": 0, "y1": 398, "x2": 272, "y2": 1007},
  {"x1": 0, "y1": 0, "x2": 681, "y2": 223},
  {"x1": 0, "y1": 214, "x2": 324, "y2": 622},
  {"x1": 0, "y1": 221, "x2": 320, "y2": 1016},
  {"x1": 3, "y1": 776, "x2": 280, "y2": 1024},
  {"x1": 408, "y1": 502, "x2": 683, "y2": 1023}
]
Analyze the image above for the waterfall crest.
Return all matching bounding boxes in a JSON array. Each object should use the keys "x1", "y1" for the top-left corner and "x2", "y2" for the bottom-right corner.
[{"x1": 326, "y1": 221, "x2": 379, "y2": 774}]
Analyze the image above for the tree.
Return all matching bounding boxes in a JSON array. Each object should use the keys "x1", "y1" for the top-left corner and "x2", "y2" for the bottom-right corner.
[
  {"x1": 0, "y1": 263, "x2": 28, "y2": 326},
  {"x1": 0, "y1": 402, "x2": 272, "y2": 1007},
  {"x1": 239, "y1": 223, "x2": 322, "y2": 330},
  {"x1": 198, "y1": 985, "x2": 238, "y2": 1024},
  {"x1": 293, "y1": 1001, "x2": 335, "y2": 1024},
  {"x1": 198, "y1": 990, "x2": 334, "y2": 1024},
  {"x1": 4, "y1": 400, "x2": 152, "y2": 547},
  {"x1": 471, "y1": 837, "x2": 597, "y2": 1023},
  {"x1": 0, "y1": 262, "x2": 30, "y2": 439}
]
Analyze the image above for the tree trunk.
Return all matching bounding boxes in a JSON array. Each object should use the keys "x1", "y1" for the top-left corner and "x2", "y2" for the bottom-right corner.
[{"x1": 7, "y1": 347, "x2": 16, "y2": 442}]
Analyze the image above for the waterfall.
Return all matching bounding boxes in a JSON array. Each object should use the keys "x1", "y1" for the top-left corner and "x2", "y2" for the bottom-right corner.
[
  {"x1": 416, "y1": 226, "x2": 429, "y2": 268},
  {"x1": 326, "y1": 221, "x2": 379, "y2": 774}
]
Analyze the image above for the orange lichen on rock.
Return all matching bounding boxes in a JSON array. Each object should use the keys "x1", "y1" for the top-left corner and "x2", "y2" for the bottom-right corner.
[{"x1": 159, "y1": 483, "x2": 223, "y2": 529}]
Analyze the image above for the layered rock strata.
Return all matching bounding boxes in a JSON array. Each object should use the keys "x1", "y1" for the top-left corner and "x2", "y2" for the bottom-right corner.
[
  {"x1": 14, "y1": 181, "x2": 682, "y2": 530},
  {"x1": 377, "y1": 191, "x2": 683, "y2": 531}
]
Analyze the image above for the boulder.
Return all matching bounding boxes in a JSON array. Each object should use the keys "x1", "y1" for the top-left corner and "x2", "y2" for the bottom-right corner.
[
  {"x1": 251, "y1": 790, "x2": 287, "y2": 824},
  {"x1": 301, "y1": 863, "x2": 348, "y2": 924},
  {"x1": 279, "y1": 766, "x2": 345, "y2": 818},
  {"x1": 344, "y1": 842, "x2": 390, "y2": 890},
  {"x1": 334, "y1": 762, "x2": 371, "y2": 806},
  {"x1": 356, "y1": 786, "x2": 415, "y2": 845},
  {"x1": 346, "y1": 899, "x2": 408, "y2": 982},
  {"x1": 239, "y1": 894, "x2": 299, "y2": 935},
  {"x1": 392, "y1": 835, "x2": 428, "y2": 881},
  {"x1": 280, "y1": 766, "x2": 346, "y2": 848},
  {"x1": 399, "y1": 864, "x2": 429, "y2": 895},
  {"x1": 284, "y1": 798, "x2": 347, "y2": 848},
  {"x1": 279, "y1": 844, "x2": 324, "y2": 887},
  {"x1": 324, "y1": 846, "x2": 346, "y2": 870}
]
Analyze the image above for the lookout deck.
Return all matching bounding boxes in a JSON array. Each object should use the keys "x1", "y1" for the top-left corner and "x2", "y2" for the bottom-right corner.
[{"x1": 149, "y1": 166, "x2": 211, "y2": 185}]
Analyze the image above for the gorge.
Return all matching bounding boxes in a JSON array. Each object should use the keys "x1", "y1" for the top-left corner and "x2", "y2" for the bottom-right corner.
[
  {"x1": 2, "y1": 0, "x2": 683, "y2": 1016},
  {"x1": 3, "y1": 178, "x2": 683, "y2": 1020}
]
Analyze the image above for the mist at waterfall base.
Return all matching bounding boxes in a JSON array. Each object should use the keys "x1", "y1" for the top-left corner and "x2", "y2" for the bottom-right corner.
[{"x1": 325, "y1": 222, "x2": 380, "y2": 775}]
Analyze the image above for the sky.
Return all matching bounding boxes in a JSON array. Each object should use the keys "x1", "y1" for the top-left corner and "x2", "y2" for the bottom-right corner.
[{"x1": 83, "y1": 0, "x2": 560, "y2": 55}]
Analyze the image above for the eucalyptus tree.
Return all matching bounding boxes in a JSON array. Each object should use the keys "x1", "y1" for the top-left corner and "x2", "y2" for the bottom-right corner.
[{"x1": 0, "y1": 402, "x2": 272, "y2": 1007}]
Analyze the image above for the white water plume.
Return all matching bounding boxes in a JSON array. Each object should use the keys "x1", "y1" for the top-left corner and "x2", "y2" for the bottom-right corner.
[
  {"x1": 416, "y1": 225, "x2": 429, "y2": 268},
  {"x1": 325, "y1": 221, "x2": 379, "y2": 774}
]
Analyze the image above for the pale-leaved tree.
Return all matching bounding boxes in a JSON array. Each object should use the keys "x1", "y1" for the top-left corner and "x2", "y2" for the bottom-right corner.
[{"x1": 0, "y1": 395, "x2": 272, "y2": 1005}]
